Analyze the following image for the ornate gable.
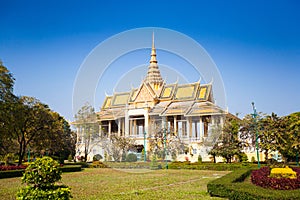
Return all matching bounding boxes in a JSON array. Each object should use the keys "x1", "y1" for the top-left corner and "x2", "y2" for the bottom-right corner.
[{"x1": 133, "y1": 83, "x2": 156, "y2": 102}]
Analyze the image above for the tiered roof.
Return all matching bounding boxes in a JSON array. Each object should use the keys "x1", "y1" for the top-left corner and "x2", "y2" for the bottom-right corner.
[{"x1": 97, "y1": 35, "x2": 225, "y2": 121}]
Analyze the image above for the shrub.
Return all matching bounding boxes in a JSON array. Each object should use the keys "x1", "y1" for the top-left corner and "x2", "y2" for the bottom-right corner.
[
  {"x1": 270, "y1": 166, "x2": 297, "y2": 179},
  {"x1": 89, "y1": 161, "x2": 108, "y2": 168},
  {"x1": 238, "y1": 152, "x2": 248, "y2": 162},
  {"x1": 126, "y1": 153, "x2": 137, "y2": 162},
  {"x1": 93, "y1": 154, "x2": 103, "y2": 161},
  {"x1": 16, "y1": 156, "x2": 72, "y2": 200},
  {"x1": 198, "y1": 155, "x2": 202, "y2": 163},
  {"x1": 67, "y1": 155, "x2": 73, "y2": 162}
]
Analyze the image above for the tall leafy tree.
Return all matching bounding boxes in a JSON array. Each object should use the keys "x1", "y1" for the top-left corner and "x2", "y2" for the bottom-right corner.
[
  {"x1": 0, "y1": 61, "x2": 15, "y2": 102},
  {"x1": 8, "y1": 96, "x2": 56, "y2": 165},
  {"x1": 147, "y1": 128, "x2": 185, "y2": 160},
  {"x1": 74, "y1": 103, "x2": 99, "y2": 161},
  {"x1": 257, "y1": 113, "x2": 282, "y2": 161},
  {"x1": 0, "y1": 62, "x2": 17, "y2": 155},
  {"x1": 33, "y1": 111, "x2": 76, "y2": 161},
  {"x1": 101, "y1": 133, "x2": 135, "y2": 161},
  {"x1": 278, "y1": 112, "x2": 300, "y2": 162},
  {"x1": 209, "y1": 116, "x2": 242, "y2": 163}
]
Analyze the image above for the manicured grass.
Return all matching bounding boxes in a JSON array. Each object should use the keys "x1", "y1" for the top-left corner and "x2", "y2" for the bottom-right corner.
[{"x1": 0, "y1": 168, "x2": 228, "y2": 200}]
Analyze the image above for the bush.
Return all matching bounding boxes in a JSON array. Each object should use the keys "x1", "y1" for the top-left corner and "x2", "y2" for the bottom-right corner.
[
  {"x1": 198, "y1": 155, "x2": 202, "y2": 163},
  {"x1": 16, "y1": 156, "x2": 72, "y2": 200},
  {"x1": 89, "y1": 161, "x2": 108, "y2": 168},
  {"x1": 93, "y1": 154, "x2": 103, "y2": 161},
  {"x1": 126, "y1": 153, "x2": 137, "y2": 162},
  {"x1": 17, "y1": 185, "x2": 72, "y2": 200},
  {"x1": 270, "y1": 166, "x2": 297, "y2": 179}
]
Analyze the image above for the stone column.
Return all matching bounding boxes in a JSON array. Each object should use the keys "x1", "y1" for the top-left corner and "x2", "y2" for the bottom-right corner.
[
  {"x1": 199, "y1": 117, "x2": 203, "y2": 139},
  {"x1": 108, "y1": 120, "x2": 111, "y2": 137},
  {"x1": 118, "y1": 119, "x2": 121, "y2": 136},
  {"x1": 125, "y1": 110, "x2": 129, "y2": 137},
  {"x1": 99, "y1": 124, "x2": 102, "y2": 137},
  {"x1": 174, "y1": 116, "x2": 177, "y2": 135}
]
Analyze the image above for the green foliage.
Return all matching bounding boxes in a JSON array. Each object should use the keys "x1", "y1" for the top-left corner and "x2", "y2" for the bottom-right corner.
[
  {"x1": 209, "y1": 117, "x2": 242, "y2": 163},
  {"x1": 93, "y1": 154, "x2": 103, "y2": 161},
  {"x1": 150, "y1": 154, "x2": 159, "y2": 169},
  {"x1": 251, "y1": 156, "x2": 255, "y2": 163},
  {"x1": 17, "y1": 185, "x2": 71, "y2": 200},
  {"x1": 126, "y1": 153, "x2": 137, "y2": 162},
  {"x1": 67, "y1": 154, "x2": 72, "y2": 162},
  {"x1": 238, "y1": 152, "x2": 248, "y2": 162},
  {"x1": 198, "y1": 154, "x2": 202, "y2": 163},
  {"x1": 22, "y1": 157, "x2": 61, "y2": 188},
  {"x1": 17, "y1": 157, "x2": 72, "y2": 200}
]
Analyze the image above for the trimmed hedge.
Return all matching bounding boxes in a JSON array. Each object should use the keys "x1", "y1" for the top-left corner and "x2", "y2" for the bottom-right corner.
[
  {"x1": 168, "y1": 161, "x2": 254, "y2": 171},
  {"x1": 207, "y1": 168, "x2": 300, "y2": 200},
  {"x1": 0, "y1": 165, "x2": 81, "y2": 179},
  {"x1": 64, "y1": 162, "x2": 89, "y2": 168},
  {"x1": 60, "y1": 165, "x2": 82, "y2": 172},
  {"x1": 0, "y1": 169, "x2": 25, "y2": 179}
]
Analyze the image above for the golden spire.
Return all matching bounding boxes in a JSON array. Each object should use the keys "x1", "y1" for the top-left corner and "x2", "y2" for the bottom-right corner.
[
  {"x1": 150, "y1": 32, "x2": 157, "y2": 64},
  {"x1": 145, "y1": 32, "x2": 163, "y2": 88}
]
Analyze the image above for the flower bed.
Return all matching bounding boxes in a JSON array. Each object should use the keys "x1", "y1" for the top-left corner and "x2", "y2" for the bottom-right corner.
[
  {"x1": 0, "y1": 165, "x2": 27, "y2": 171},
  {"x1": 251, "y1": 166, "x2": 300, "y2": 190}
]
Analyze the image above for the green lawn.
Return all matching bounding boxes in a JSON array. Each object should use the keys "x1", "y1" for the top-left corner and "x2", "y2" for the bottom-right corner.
[{"x1": 0, "y1": 168, "x2": 229, "y2": 200}]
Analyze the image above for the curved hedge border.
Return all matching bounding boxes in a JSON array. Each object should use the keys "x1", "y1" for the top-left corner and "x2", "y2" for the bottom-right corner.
[
  {"x1": 0, "y1": 165, "x2": 82, "y2": 179},
  {"x1": 207, "y1": 168, "x2": 300, "y2": 200}
]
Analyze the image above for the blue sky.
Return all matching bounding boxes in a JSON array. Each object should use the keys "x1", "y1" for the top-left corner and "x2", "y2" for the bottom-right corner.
[{"x1": 1, "y1": 0, "x2": 300, "y2": 120}]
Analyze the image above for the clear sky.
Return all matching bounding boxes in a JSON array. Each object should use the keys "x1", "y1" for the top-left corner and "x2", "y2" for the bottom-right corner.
[{"x1": 1, "y1": 0, "x2": 300, "y2": 121}]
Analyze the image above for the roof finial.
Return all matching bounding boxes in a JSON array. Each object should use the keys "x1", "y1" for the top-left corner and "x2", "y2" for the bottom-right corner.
[{"x1": 150, "y1": 32, "x2": 157, "y2": 64}]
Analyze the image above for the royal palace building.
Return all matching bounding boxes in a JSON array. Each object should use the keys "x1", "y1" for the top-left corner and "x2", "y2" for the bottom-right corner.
[{"x1": 75, "y1": 36, "x2": 227, "y2": 162}]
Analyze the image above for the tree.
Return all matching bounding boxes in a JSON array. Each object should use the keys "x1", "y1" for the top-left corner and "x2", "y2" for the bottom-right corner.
[
  {"x1": 0, "y1": 61, "x2": 15, "y2": 102},
  {"x1": 7, "y1": 96, "x2": 57, "y2": 165},
  {"x1": 257, "y1": 113, "x2": 281, "y2": 161},
  {"x1": 278, "y1": 112, "x2": 300, "y2": 162},
  {"x1": 33, "y1": 111, "x2": 76, "y2": 162},
  {"x1": 0, "y1": 62, "x2": 17, "y2": 155},
  {"x1": 147, "y1": 128, "x2": 185, "y2": 160},
  {"x1": 209, "y1": 116, "x2": 242, "y2": 163},
  {"x1": 101, "y1": 133, "x2": 136, "y2": 162},
  {"x1": 74, "y1": 103, "x2": 99, "y2": 161}
]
